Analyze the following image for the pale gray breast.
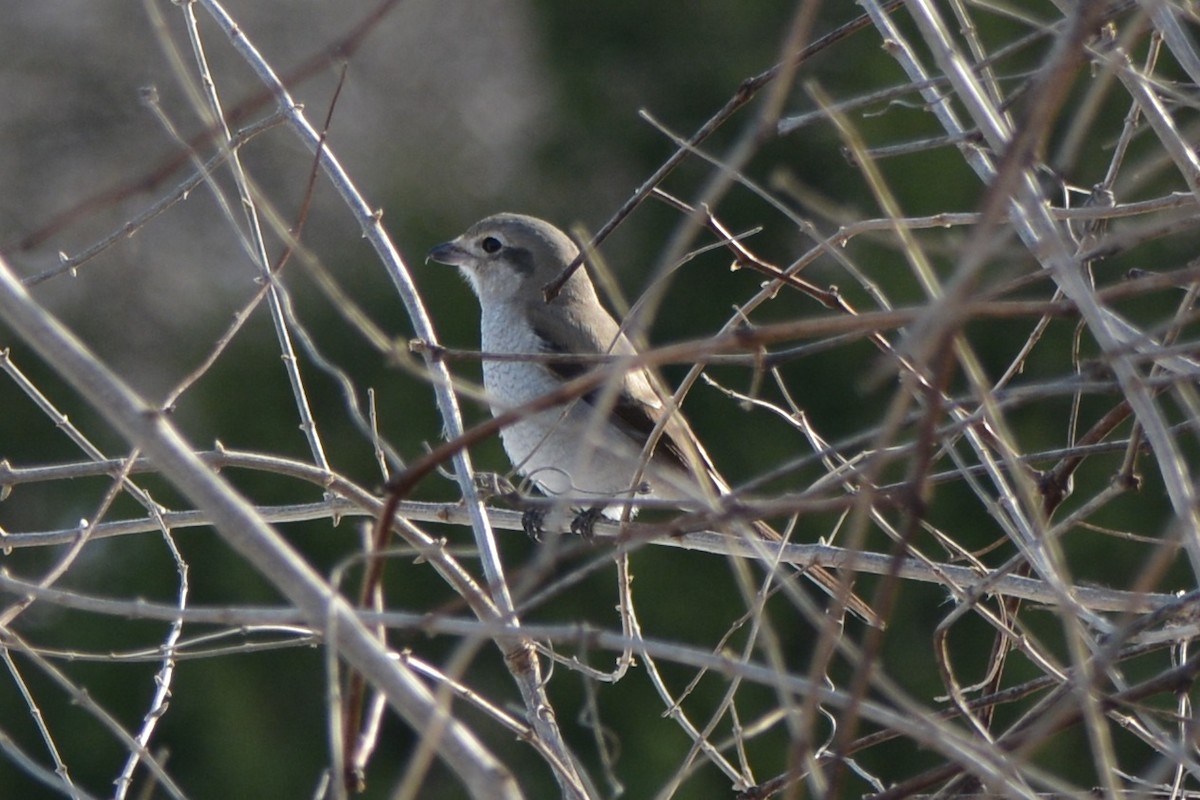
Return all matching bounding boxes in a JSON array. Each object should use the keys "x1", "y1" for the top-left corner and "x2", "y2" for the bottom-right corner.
[
  {"x1": 477, "y1": 302, "x2": 648, "y2": 503},
  {"x1": 478, "y1": 305, "x2": 561, "y2": 411}
]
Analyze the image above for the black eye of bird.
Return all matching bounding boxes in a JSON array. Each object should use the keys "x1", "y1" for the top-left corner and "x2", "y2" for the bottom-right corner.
[{"x1": 480, "y1": 236, "x2": 502, "y2": 254}]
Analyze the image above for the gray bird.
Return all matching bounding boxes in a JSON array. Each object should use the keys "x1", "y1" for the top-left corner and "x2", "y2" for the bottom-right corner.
[{"x1": 428, "y1": 213, "x2": 877, "y2": 625}]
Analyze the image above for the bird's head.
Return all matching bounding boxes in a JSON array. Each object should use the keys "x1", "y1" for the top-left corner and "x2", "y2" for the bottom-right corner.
[{"x1": 427, "y1": 213, "x2": 587, "y2": 306}]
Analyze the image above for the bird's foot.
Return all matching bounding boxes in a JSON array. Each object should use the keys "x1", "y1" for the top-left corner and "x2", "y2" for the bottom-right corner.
[
  {"x1": 474, "y1": 473, "x2": 543, "y2": 538},
  {"x1": 570, "y1": 507, "x2": 605, "y2": 540},
  {"x1": 521, "y1": 506, "x2": 546, "y2": 541},
  {"x1": 522, "y1": 504, "x2": 605, "y2": 541}
]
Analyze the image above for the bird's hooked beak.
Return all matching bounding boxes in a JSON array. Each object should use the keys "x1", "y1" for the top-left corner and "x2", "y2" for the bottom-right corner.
[{"x1": 426, "y1": 239, "x2": 471, "y2": 267}]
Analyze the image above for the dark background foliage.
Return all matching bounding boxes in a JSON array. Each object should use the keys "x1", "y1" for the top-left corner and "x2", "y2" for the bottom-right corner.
[{"x1": 1, "y1": 2, "x2": 1196, "y2": 798}]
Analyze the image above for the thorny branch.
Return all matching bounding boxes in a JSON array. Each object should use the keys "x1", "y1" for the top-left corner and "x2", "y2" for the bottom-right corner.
[{"x1": 6, "y1": 2, "x2": 1200, "y2": 799}]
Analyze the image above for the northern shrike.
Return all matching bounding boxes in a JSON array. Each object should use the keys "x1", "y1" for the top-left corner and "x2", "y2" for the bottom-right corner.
[{"x1": 428, "y1": 213, "x2": 876, "y2": 624}]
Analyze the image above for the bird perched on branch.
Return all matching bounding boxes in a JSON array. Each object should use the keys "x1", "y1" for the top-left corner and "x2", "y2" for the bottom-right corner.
[{"x1": 428, "y1": 213, "x2": 877, "y2": 625}]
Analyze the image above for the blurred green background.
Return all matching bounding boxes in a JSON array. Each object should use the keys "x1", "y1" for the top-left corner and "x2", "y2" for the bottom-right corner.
[{"x1": 0, "y1": 1, "x2": 1189, "y2": 798}]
